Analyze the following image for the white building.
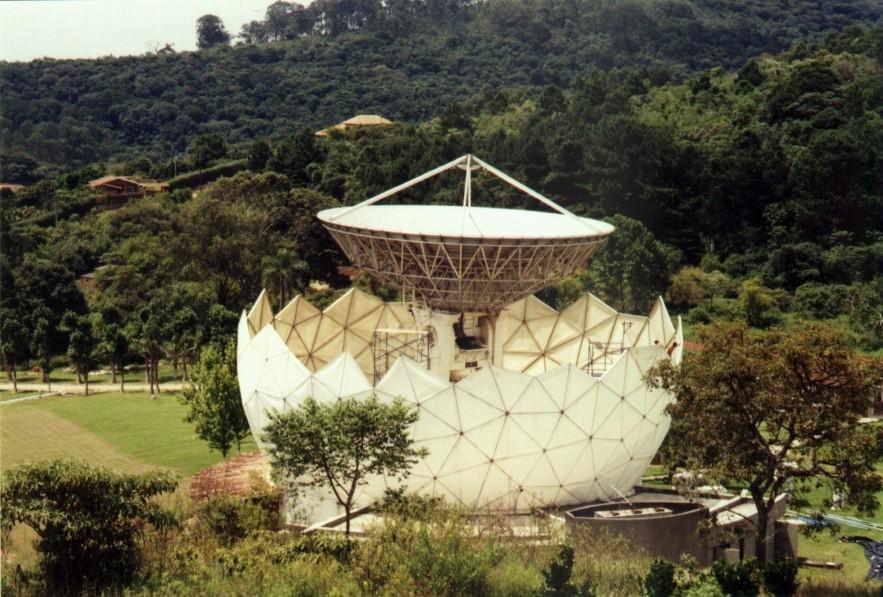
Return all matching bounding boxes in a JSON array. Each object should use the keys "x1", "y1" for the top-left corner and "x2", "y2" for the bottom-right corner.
[{"x1": 237, "y1": 155, "x2": 682, "y2": 524}]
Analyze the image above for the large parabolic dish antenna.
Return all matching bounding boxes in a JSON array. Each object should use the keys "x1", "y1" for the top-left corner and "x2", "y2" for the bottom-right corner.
[{"x1": 318, "y1": 154, "x2": 614, "y2": 313}]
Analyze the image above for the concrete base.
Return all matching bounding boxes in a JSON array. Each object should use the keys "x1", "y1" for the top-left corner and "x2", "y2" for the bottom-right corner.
[{"x1": 563, "y1": 487, "x2": 791, "y2": 565}]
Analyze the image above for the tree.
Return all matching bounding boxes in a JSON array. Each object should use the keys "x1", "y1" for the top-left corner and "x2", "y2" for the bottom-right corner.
[
  {"x1": 261, "y1": 248, "x2": 309, "y2": 306},
  {"x1": 263, "y1": 395, "x2": 427, "y2": 536},
  {"x1": 196, "y1": 14, "x2": 231, "y2": 49},
  {"x1": 1, "y1": 460, "x2": 177, "y2": 593},
  {"x1": 846, "y1": 280, "x2": 883, "y2": 350},
  {"x1": 248, "y1": 137, "x2": 272, "y2": 171},
  {"x1": 14, "y1": 256, "x2": 86, "y2": 383},
  {"x1": 129, "y1": 297, "x2": 167, "y2": 395},
  {"x1": 239, "y1": 20, "x2": 270, "y2": 45},
  {"x1": 667, "y1": 266, "x2": 729, "y2": 309},
  {"x1": 738, "y1": 277, "x2": 780, "y2": 328},
  {"x1": 60, "y1": 311, "x2": 98, "y2": 394},
  {"x1": 583, "y1": 214, "x2": 680, "y2": 313},
  {"x1": 31, "y1": 310, "x2": 54, "y2": 387},
  {"x1": 179, "y1": 340, "x2": 250, "y2": 458},
  {"x1": 204, "y1": 303, "x2": 239, "y2": 349},
  {"x1": 265, "y1": 1, "x2": 298, "y2": 40},
  {"x1": 188, "y1": 132, "x2": 228, "y2": 169},
  {"x1": 0, "y1": 306, "x2": 31, "y2": 392},
  {"x1": 650, "y1": 322, "x2": 883, "y2": 564},
  {"x1": 97, "y1": 320, "x2": 130, "y2": 391},
  {"x1": 286, "y1": 187, "x2": 344, "y2": 281},
  {"x1": 267, "y1": 128, "x2": 321, "y2": 185}
]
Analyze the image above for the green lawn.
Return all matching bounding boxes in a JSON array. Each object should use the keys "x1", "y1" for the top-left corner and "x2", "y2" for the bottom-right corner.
[
  {"x1": 794, "y1": 445, "x2": 883, "y2": 591},
  {"x1": 799, "y1": 527, "x2": 883, "y2": 591},
  {"x1": 0, "y1": 390, "x2": 40, "y2": 401},
  {"x1": 794, "y1": 422, "x2": 883, "y2": 525},
  {"x1": 1, "y1": 392, "x2": 256, "y2": 476}
]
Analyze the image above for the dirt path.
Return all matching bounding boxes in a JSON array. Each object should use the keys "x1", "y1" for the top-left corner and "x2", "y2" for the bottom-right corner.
[{"x1": 0, "y1": 381, "x2": 184, "y2": 397}]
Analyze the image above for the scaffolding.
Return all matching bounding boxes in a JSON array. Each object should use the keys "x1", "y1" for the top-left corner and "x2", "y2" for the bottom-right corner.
[
  {"x1": 373, "y1": 328, "x2": 431, "y2": 381},
  {"x1": 582, "y1": 322, "x2": 632, "y2": 377}
]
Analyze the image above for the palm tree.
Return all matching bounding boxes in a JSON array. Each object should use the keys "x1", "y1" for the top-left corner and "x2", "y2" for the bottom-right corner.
[{"x1": 261, "y1": 249, "x2": 309, "y2": 306}]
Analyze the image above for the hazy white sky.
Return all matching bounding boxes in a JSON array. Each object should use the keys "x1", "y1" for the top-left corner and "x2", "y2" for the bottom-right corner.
[{"x1": 0, "y1": 0, "x2": 277, "y2": 62}]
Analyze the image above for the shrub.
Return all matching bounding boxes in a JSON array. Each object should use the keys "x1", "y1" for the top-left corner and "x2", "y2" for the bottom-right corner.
[
  {"x1": 0, "y1": 460, "x2": 177, "y2": 593},
  {"x1": 353, "y1": 516, "x2": 504, "y2": 595},
  {"x1": 486, "y1": 560, "x2": 542, "y2": 596},
  {"x1": 212, "y1": 530, "x2": 352, "y2": 571},
  {"x1": 569, "y1": 527, "x2": 646, "y2": 595},
  {"x1": 377, "y1": 487, "x2": 447, "y2": 522},
  {"x1": 793, "y1": 282, "x2": 847, "y2": 318},
  {"x1": 166, "y1": 159, "x2": 248, "y2": 190},
  {"x1": 643, "y1": 558, "x2": 677, "y2": 597},
  {"x1": 680, "y1": 574, "x2": 725, "y2": 596},
  {"x1": 710, "y1": 558, "x2": 759, "y2": 597},
  {"x1": 537, "y1": 544, "x2": 595, "y2": 596},
  {"x1": 158, "y1": 540, "x2": 358, "y2": 596},
  {"x1": 194, "y1": 492, "x2": 280, "y2": 547},
  {"x1": 761, "y1": 557, "x2": 799, "y2": 596}
]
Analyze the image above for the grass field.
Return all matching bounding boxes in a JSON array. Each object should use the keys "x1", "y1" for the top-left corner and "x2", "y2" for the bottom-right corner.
[
  {"x1": 799, "y1": 527, "x2": 883, "y2": 589},
  {"x1": 0, "y1": 390, "x2": 40, "y2": 401},
  {"x1": 0, "y1": 392, "x2": 255, "y2": 476}
]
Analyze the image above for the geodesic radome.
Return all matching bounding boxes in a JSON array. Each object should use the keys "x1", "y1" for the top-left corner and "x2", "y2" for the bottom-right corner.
[{"x1": 238, "y1": 289, "x2": 682, "y2": 523}]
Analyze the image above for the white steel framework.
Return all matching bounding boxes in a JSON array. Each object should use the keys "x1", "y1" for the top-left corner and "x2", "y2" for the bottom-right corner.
[{"x1": 318, "y1": 155, "x2": 613, "y2": 313}]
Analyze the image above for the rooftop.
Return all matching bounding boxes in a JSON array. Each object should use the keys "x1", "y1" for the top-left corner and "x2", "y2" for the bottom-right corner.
[{"x1": 316, "y1": 114, "x2": 393, "y2": 136}]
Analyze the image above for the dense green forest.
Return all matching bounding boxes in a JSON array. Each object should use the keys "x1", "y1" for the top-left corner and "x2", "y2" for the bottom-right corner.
[
  {"x1": 3, "y1": 7, "x2": 883, "y2": 595},
  {"x1": 1, "y1": 12, "x2": 883, "y2": 387},
  {"x1": 2, "y1": 0, "x2": 883, "y2": 170}
]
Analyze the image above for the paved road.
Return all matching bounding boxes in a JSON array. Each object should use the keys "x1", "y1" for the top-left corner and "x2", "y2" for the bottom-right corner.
[
  {"x1": 0, "y1": 392, "x2": 58, "y2": 405},
  {"x1": 0, "y1": 380, "x2": 185, "y2": 398}
]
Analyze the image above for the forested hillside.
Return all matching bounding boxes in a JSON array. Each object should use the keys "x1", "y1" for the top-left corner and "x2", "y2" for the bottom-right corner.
[
  {"x1": 2, "y1": 25, "x2": 882, "y2": 390},
  {"x1": 2, "y1": 0, "x2": 882, "y2": 169}
]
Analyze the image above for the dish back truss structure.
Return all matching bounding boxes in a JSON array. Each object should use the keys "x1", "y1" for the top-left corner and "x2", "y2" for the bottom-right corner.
[{"x1": 318, "y1": 155, "x2": 613, "y2": 313}]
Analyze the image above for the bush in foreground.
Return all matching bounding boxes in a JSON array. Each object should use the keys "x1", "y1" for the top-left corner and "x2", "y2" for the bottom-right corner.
[{"x1": 1, "y1": 460, "x2": 178, "y2": 594}]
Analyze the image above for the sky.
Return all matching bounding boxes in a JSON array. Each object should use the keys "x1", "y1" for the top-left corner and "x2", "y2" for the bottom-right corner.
[{"x1": 0, "y1": 0, "x2": 277, "y2": 62}]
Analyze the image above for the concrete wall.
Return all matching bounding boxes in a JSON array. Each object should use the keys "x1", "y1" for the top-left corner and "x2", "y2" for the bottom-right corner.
[
  {"x1": 566, "y1": 494, "x2": 791, "y2": 566},
  {"x1": 566, "y1": 502, "x2": 713, "y2": 565}
]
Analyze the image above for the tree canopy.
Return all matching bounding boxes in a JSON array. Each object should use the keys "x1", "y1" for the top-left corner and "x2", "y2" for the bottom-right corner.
[
  {"x1": 2, "y1": 3, "x2": 881, "y2": 168},
  {"x1": 263, "y1": 395, "x2": 427, "y2": 535},
  {"x1": 179, "y1": 340, "x2": 251, "y2": 457},
  {"x1": 650, "y1": 322, "x2": 883, "y2": 563},
  {"x1": 196, "y1": 14, "x2": 232, "y2": 49}
]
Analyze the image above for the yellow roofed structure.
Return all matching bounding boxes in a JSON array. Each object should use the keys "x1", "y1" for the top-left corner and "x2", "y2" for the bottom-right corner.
[{"x1": 315, "y1": 114, "x2": 393, "y2": 136}]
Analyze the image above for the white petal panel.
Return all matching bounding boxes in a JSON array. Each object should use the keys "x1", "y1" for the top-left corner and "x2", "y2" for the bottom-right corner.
[{"x1": 237, "y1": 290, "x2": 679, "y2": 525}]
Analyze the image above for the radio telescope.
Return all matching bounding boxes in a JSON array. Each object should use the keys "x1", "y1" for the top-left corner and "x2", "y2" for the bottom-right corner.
[
  {"x1": 318, "y1": 154, "x2": 613, "y2": 312},
  {"x1": 237, "y1": 155, "x2": 683, "y2": 524}
]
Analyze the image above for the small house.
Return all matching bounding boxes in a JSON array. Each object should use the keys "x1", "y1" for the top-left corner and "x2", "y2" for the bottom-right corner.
[
  {"x1": 88, "y1": 176, "x2": 169, "y2": 207},
  {"x1": 315, "y1": 114, "x2": 393, "y2": 137}
]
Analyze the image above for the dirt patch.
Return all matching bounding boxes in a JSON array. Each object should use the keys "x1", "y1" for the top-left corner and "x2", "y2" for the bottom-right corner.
[{"x1": 189, "y1": 452, "x2": 271, "y2": 501}]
